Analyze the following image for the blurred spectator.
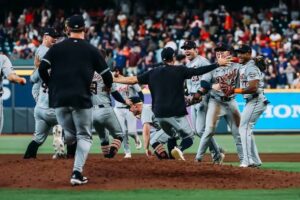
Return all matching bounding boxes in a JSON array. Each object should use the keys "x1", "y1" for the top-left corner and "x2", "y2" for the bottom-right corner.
[
  {"x1": 0, "y1": 1, "x2": 298, "y2": 90},
  {"x1": 126, "y1": 46, "x2": 141, "y2": 75},
  {"x1": 292, "y1": 72, "x2": 300, "y2": 88},
  {"x1": 286, "y1": 63, "x2": 296, "y2": 86},
  {"x1": 265, "y1": 65, "x2": 277, "y2": 88},
  {"x1": 277, "y1": 67, "x2": 288, "y2": 88}
]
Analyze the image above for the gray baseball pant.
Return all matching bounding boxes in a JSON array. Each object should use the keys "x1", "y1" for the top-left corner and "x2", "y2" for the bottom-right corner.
[
  {"x1": 156, "y1": 115, "x2": 194, "y2": 152},
  {"x1": 239, "y1": 96, "x2": 266, "y2": 166},
  {"x1": 55, "y1": 107, "x2": 92, "y2": 173},
  {"x1": 114, "y1": 107, "x2": 138, "y2": 154},
  {"x1": 33, "y1": 106, "x2": 58, "y2": 144},
  {"x1": 93, "y1": 106, "x2": 124, "y2": 155},
  {"x1": 191, "y1": 102, "x2": 221, "y2": 161},
  {"x1": 196, "y1": 97, "x2": 244, "y2": 162},
  {"x1": 0, "y1": 98, "x2": 3, "y2": 134}
]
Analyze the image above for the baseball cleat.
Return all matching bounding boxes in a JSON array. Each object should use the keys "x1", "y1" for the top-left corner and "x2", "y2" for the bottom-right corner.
[
  {"x1": 249, "y1": 164, "x2": 262, "y2": 169},
  {"x1": 52, "y1": 125, "x2": 65, "y2": 159},
  {"x1": 135, "y1": 136, "x2": 142, "y2": 150},
  {"x1": 239, "y1": 164, "x2": 249, "y2": 168},
  {"x1": 124, "y1": 153, "x2": 132, "y2": 158},
  {"x1": 70, "y1": 171, "x2": 88, "y2": 186},
  {"x1": 171, "y1": 147, "x2": 185, "y2": 161}
]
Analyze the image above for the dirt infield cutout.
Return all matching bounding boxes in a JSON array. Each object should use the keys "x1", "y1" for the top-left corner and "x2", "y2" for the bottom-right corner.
[{"x1": 1, "y1": 154, "x2": 300, "y2": 190}]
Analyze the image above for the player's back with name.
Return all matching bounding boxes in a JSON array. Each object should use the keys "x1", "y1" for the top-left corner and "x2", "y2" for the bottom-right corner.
[{"x1": 42, "y1": 38, "x2": 108, "y2": 108}]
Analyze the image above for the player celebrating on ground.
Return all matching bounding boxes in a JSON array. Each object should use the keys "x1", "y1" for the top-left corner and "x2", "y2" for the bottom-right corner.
[
  {"x1": 220, "y1": 45, "x2": 269, "y2": 167},
  {"x1": 195, "y1": 43, "x2": 243, "y2": 164},
  {"x1": 113, "y1": 47, "x2": 232, "y2": 160},
  {"x1": 128, "y1": 97, "x2": 177, "y2": 159},
  {"x1": 182, "y1": 40, "x2": 224, "y2": 163}
]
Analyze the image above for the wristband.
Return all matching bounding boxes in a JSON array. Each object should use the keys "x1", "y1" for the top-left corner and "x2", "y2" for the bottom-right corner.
[{"x1": 234, "y1": 88, "x2": 243, "y2": 94}]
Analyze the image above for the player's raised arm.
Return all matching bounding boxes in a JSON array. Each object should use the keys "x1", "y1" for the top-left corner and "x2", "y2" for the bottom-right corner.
[
  {"x1": 6, "y1": 73, "x2": 26, "y2": 85},
  {"x1": 113, "y1": 74, "x2": 139, "y2": 85},
  {"x1": 183, "y1": 56, "x2": 232, "y2": 79},
  {"x1": 1, "y1": 55, "x2": 26, "y2": 85}
]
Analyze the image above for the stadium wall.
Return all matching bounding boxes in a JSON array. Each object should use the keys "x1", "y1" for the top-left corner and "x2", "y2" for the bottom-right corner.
[{"x1": 2, "y1": 69, "x2": 300, "y2": 134}]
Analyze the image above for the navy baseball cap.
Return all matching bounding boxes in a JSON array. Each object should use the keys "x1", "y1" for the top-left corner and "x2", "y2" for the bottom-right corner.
[
  {"x1": 43, "y1": 27, "x2": 58, "y2": 38},
  {"x1": 67, "y1": 15, "x2": 85, "y2": 31},
  {"x1": 235, "y1": 44, "x2": 252, "y2": 53},
  {"x1": 161, "y1": 47, "x2": 175, "y2": 62},
  {"x1": 129, "y1": 97, "x2": 143, "y2": 104},
  {"x1": 181, "y1": 40, "x2": 197, "y2": 49},
  {"x1": 214, "y1": 42, "x2": 232, "y2": 52}
]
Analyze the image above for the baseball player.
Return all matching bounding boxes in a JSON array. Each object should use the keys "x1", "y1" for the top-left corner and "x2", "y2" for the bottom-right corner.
[
  {"x1": 24, "y1": 69, "x2": 64, "y2": 159},
  {"x1": 195, "y1": 43, "x2": 243, "y2": 164},
  {"x1": 182, "y1": 40, "x2": 224, "y2": 163},
  {"x1": 220, "y1": 45, "x2": 268, "y2": 167},
  {"x1": 39, "y1": 15, "x2": 113, "y2": 185},
  {"x1": 91, "y1": 49, "x2": 131, "y2": 158},
  {"x1": 128, "y1": 97, "x2": 178, "y2": 159},
  {"x1": 0, "y1": 55, "x2": 26, "y2": 133},
  {"x1": 114, "y1": 47, "x2": 231, "y2": 160},
  {"x1": 114, "y1": 69, "x2": 144, "y2": 158},
  {"x1": 24, "y1": 27, "x2": 65, "y2": 159}
]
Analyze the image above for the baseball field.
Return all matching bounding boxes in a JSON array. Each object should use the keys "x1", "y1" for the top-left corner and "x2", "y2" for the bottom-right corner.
[{"x1": 0, "y1": 134, "x2": 300, "y2": 200}]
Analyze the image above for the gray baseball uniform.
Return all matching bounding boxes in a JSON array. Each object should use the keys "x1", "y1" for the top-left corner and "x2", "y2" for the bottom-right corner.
[
  {"x1": 32, "y1": 44, "x2": 49, "y2": 102},
  {"x1": 196, "y1": 63, "x2": 244, "y2": 163},
  {"x1": 114, "y1": 83, "x2": 141, "y2": 154},
  {"x1": 239, "y1": 60, "x2": 267, "y2": 166},
  {"x1": 186, "y1": 55, "x2": 222, "y2": 162},
  {"x1": 30, "y1": 69, "x2": 58, "y2": 144},
  {"x1": 0, "y1": 55, "x2": 14, "y2": 133},
  {"x1": 91, "y1": 72, "x2": 123, "y2": 156},
  {"x1": 141, "y1": 104, "x2": 170, "y2": 145}
]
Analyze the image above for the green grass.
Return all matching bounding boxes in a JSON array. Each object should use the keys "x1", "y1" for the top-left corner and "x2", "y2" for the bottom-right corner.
[
  {"x1": 227, "y1": 162, "x2": 300, "y2": 172},
  {"x1": 0, "y1": 135, "x2": 299, "y2": 199},
  {"x1": 0, "y1": 134, "x2": 299, "y2": 154},
  {"x1": 0, "y1": 189, "x2": 299, "y2": 200}
]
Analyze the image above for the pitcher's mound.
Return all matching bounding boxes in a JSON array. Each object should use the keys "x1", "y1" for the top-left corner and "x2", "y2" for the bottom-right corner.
[{"x1": 1, "y1": 154, "x2": 300, "y2": 190}]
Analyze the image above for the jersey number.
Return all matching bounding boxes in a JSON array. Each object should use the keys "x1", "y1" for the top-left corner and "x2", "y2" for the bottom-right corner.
[
  {"x1": 42, "y1": 83, "x2": 48, "y2": 93},
  {"x1": 90, "y1": 81, "x2": 97, "y2": 94}
]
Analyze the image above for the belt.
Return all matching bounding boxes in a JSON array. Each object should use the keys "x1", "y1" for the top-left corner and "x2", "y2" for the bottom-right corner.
[
  {"x1": 93, "y1": 104, "x2": 111, "y2": 108},
  {"x1": 211, "y1": 95, "x2": 233, "y2": 102},
  {"x1": 116, "y1": 106, "x2": 130, "y2": 109},
  {"x1": 245, "y1": 93, "x2": 259, "y2": 103},
  {"x1": 245, "y1": 94, "x2": 270, "y2": 105}
]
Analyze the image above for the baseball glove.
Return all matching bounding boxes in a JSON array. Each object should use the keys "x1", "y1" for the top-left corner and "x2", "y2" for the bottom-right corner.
[
  {"x1": 220, "y1": 83, "x2": 235, "y2": 97},
  {"x1": 254, "y1": 55, "x2": 267, "y2": 72},
  {"x1": 185, "y1": 93, "x2": 202, "y2": 107}
]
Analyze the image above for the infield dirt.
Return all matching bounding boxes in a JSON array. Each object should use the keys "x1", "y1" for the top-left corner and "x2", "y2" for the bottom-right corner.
[{"x1": 0, "y1": 154, "x2": 300, "y2": 190}]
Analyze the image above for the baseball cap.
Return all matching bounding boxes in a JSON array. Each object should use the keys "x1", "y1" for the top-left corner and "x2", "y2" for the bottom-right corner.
[
  {"x1": 181, "y1": 40, "x2": 197, "y2": 49},
  {"x1": 129, "y1": 97, "x2": 143, "y2": 104},
  {"x1": 161, "y1": 47, "x2": 175, "y2": 62},
  {"x1": 214, "y1": 42, "x2": 232, "y2": 52},
  {"x1": 67, "y1": 15, "x2": 85, "y2": 31},
  {"x1": 43, "y1": 27, "x2": 58, "y2": 38},
  {"x1": 235, "y1": 44, "x2": 252, "y2": 53}
]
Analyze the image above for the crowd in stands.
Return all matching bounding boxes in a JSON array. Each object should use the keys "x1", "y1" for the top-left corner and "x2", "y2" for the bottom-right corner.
[{"x1": 0, "y1": 0, "x2": 300, "y2": 89}]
